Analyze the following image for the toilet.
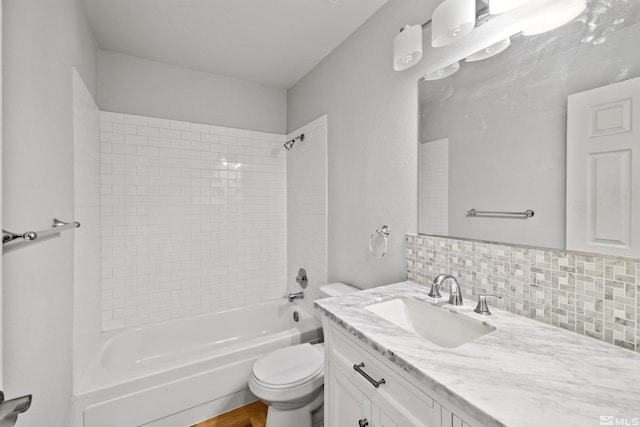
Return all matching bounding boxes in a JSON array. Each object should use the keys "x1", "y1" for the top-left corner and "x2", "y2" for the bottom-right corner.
[{"x1": 248, "y1": 282, "x2": 358, "y2": 427}]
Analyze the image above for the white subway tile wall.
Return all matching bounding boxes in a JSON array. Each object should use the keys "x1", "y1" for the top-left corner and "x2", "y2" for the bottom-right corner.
[
  {"x1": 418, "y1": 138, "x2": 449, "y2": 235},
  {"x1": 99, "y1": 112, "x2": 287, "y2": 330},
  {"x1": 287, "y1": 116, "x2": 328, "y2": 318}
]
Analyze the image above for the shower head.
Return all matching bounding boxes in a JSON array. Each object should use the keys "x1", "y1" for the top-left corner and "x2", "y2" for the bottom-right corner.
[{"x1": 284, "y1": 133, "x2": 304, "y2": 150}]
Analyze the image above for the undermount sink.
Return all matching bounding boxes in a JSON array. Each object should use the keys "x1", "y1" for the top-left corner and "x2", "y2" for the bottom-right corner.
[{"x1": 363, "y1": 296, "x2": 495, "y2": 348}]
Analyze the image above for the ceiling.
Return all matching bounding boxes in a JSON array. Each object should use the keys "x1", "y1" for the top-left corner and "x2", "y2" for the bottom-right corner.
[{"x1": 81, "y1": 0, "x2": 389, "y2": 89}]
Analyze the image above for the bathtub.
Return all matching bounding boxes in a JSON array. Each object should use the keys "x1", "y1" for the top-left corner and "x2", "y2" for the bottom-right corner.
[{"x1": 73, "y1": 299, "x2": 322, "y2": 427}]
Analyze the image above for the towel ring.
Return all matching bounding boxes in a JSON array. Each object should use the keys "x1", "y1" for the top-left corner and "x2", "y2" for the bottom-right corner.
[{"x1": 369, "y1": 225, "x2": 390, "y2": 259}]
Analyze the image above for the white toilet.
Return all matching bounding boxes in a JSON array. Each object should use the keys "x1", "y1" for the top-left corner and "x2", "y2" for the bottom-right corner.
[{"x1": 248, "y1": 282, "x2": 358, "y2": 427}]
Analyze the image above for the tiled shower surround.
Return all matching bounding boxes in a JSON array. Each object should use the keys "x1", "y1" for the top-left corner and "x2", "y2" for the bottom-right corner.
[
  {"x1": 406, "y1": 234, "x2": 640, "y2": 352},
  {"x1": 99, "y1": 112, "x2": 286, "y2": 330}
]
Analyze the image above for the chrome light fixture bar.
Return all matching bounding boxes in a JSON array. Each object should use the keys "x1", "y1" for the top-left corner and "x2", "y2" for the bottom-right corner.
[
  {"x1": 421, "y1": 0, "x2": 492, "y2": 33},
  {"x1": 395, "y1": 0, "x2": 587, "y2": 73},
  {"x1": 489, "y1": 0, "x2": 531, "y2": 15}
]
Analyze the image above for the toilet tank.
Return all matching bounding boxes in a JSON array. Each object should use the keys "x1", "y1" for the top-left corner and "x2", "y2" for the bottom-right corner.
[{"x1": 319, "y1": 282, "x2": 359, "y2": 298}]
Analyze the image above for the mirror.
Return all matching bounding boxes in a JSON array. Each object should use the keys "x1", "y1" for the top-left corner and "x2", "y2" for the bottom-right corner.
[{"x1": 418, "y1": 0, "x2": 640, "y2": 255}]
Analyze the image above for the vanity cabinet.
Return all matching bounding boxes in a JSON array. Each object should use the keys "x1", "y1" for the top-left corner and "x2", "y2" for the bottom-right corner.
[
  {"x1": 328, "y1": 361, "x2": 429, "y2": 427},
  {"x1": 323, "y1": 321, "x2": 477, "y2": 427}
]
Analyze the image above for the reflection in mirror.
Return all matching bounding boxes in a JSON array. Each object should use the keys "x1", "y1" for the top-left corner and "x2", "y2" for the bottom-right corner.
[{"x1": 418, "y1": 0, "x2": 640, "y2": 256}]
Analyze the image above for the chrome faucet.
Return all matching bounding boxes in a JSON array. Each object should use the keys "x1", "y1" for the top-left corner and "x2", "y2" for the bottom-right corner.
[
  {"x1": 288, "y1": 291, "x2": 304, "y2": 302},
  {"x1": 428, "y1": 274, "x2": 463, "y2": 306}
]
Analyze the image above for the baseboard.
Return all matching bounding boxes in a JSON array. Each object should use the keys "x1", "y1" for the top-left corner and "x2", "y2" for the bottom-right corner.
[{"x1": 140, "y1": 389, "x2": 257, "y2": 427}]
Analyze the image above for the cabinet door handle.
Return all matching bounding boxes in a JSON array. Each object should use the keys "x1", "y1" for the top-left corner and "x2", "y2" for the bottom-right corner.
[
  {"x1": 353, "y1": 362, "x2": 386, "y2": 388},
  {"x1": 358, "y1": 419, "x2": 369, "y2": 427}
]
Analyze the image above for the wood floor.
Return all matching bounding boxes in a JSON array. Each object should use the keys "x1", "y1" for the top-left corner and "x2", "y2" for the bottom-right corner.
[{"x1": 192, "y1": 401, "x2": 267, "y2": 427}]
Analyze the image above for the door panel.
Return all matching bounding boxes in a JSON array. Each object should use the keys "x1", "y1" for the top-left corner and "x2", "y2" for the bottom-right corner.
[{"x1": 567, "y1": 76, "x2": 640, "y2": 257}]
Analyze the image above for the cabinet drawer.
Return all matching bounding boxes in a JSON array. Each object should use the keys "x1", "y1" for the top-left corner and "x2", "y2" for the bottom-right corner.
[{"x1": 330, "y1": 328, "x2": 440, "y2": 427}]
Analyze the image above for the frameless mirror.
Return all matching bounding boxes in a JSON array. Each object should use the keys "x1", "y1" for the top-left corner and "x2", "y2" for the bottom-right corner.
[{"x1": 418, "y1": 0, "x2": 640, "y2": 257}]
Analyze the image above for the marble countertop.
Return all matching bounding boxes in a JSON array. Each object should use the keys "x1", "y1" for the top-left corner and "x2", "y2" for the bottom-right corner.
[{"x1": 315, "y1": 281, "x2": 640, "y2": 427}]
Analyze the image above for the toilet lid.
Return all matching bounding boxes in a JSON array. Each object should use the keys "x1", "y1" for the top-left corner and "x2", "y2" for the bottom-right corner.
[{"x1": 252, "y1": 344, "x2": 323, "y2": 388}]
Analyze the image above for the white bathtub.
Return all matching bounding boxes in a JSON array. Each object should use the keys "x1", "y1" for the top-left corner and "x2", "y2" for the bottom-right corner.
[{"x1": 73, "y1": 299, "x2": 322, "y2": 427}]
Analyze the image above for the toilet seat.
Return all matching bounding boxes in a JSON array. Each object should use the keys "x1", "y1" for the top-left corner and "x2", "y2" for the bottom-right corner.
[
  {"x1": 249, "y1": 343, "x2": 325, "y2": 405},
  {"x1": 251, "y1": 344, "x2": 323, "y2": 389}
]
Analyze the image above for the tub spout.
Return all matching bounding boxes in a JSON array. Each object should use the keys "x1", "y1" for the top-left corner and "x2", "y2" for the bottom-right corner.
[{"x1": 288, "y1": 292, "x2": 304, "y2": 302}]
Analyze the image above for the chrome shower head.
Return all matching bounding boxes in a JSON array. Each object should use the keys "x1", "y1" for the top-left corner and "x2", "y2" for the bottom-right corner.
[{"x1": 284, "y1": 133, "x2": 304, "y2": 150}]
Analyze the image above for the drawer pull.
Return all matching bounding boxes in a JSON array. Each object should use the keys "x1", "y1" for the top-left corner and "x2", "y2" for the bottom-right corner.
[
  {"x1": 353, "y1": 362, "x2": 386, "y2": 388},
  {"x1": 358, "y1": 419, "x2": 369, "y2": 427}
]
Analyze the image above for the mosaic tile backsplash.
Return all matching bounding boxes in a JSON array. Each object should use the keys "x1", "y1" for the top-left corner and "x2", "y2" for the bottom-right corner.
[{"x1": 406, "y1": 234, "x2": 640, "y2": 352}]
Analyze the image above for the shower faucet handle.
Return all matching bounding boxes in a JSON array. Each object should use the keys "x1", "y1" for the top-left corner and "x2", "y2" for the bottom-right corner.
[{"x1": 295, "y1": 268, "x2": 308, "y2": 288}]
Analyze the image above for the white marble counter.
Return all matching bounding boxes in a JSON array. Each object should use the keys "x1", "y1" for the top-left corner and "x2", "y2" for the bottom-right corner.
[{"x1": 315, "y1": 281, "x2": 640, "y2": 427}]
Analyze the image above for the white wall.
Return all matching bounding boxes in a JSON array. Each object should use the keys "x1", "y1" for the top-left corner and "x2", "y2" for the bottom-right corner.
[
  {"x1": 98, "y1": 50, "x2": 287, "y2": 134},
  {"x1": 73, "y1": 68, "x2": 101, "y2": 389},
  {"x1": 3, "y1": 0, "x2": 98, "y2": 425},
  {"x1": 99, "y1": 112, "x2": 287, "y2": 330},
  {"x1": 287, "y1": 0, "x2": 432, "y2": 289},
  {"x1": 287, "y1": 116, "x2": 327, "y2": 318}
]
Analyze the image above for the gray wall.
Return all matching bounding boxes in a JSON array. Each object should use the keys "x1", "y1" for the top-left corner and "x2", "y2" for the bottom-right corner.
[
  {"x1": 98, "y1": 50, "x2": 287, "y2": 134},
  {"x1": 287, "y1": 0, "x2": 433, "y2": 289},
  {"x1": 2, "y1": 0, "x2": 98, "y2": 425}
]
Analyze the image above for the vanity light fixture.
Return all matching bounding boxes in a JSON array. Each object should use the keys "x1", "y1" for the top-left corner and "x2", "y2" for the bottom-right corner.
[
  {"x1": 489, "y1": 0, "x2": 531, "y2": 15},
  {"x1": 465, "y1": 37, "x2": 511, "y2": 62},
  {"x1": 431, "y1": 0, "x2": 477, "y2": 47},
  {"x1": 398, "y1": 0, "x2": 584, "y2": 75},
  {"x1": 393, "y1": 24, "x2": 423, "y2": 71},
  {"x1": 422, "y1": 61, "x2": 461, "y2": 80},
  {"x1": 393, "y1": 0, "x2": 490, "y2": 71},
  {"x1": 522, "y1": 0, "x2": 587, "y2": 36}
]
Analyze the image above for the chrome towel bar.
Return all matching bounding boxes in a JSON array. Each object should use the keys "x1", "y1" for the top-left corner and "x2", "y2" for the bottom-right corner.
[
  {"x1": 467, "y1": 209, "x2": 534, "y2": 218},
  {"x1": 2, "y1": 218, "x2": 81, "y2": 245}
]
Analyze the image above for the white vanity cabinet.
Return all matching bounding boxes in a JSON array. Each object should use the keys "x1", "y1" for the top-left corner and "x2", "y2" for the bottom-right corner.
[{"x1": 323, "y1": 321, "x2": 477, "y2": 427}]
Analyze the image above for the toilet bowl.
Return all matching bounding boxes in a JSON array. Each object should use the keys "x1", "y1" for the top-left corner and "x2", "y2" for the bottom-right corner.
[{"x1": 248, "y1": 282, "x2": 358, "y2": 427}]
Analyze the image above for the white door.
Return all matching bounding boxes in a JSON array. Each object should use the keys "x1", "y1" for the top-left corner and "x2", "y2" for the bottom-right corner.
[
  {"x1": 566, "y1": 77, "x2": 640, "y2": 257},
  {"x1": 328, "y1": 362, "x2": 372, "y2": 427}
]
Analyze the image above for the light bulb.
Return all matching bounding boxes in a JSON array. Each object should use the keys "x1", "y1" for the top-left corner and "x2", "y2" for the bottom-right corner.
[
  {"x1": 422, "y1": 62, "x2": 461, "y2": 80},
  {"x1": 522, "y1": 1, "x2": 587, "y2": 36},
  {"x1": 393, "y1": 25, "x2": 423, "y2": 71},
  {"x1": 431, "y1": 0, "x2": 476, "y2": 48},
  {"x1": 465, "y1": 38, "x2": 511, "y2": 62}
]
